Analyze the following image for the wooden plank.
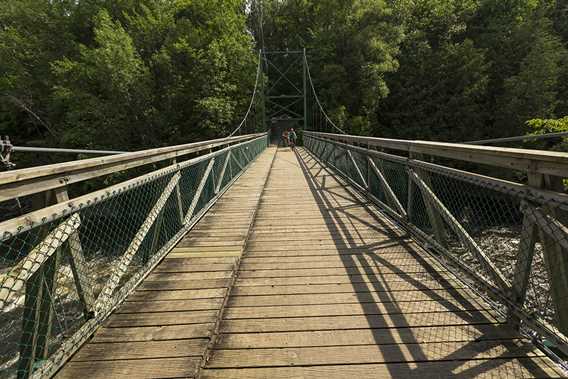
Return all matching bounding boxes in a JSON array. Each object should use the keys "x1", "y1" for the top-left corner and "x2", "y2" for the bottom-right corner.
[
  {"x1": 58, "y1": 357, "x2": 201, "y2": 379},
  {"x1": 126, "y1": 288, "x2": 226, "y2": 301},
  {"x1": 167, "y1": 252, "x2": 243, "y2": 258},
  {"x1": 241, "y1": 250, "x2": 426, "y2": 261},
  {"x1": 224, "y1": 300, "x2": 490, "y2": 320},
  {"x1": 228, "y1": 289, "x2": 485, "y2": 308},
  {"x1": 235, "y1": 272, "x2": 454, "y2": 287},
  {"x1": 239, "y1": 257, "x2": 437, "y2": 270},
  {"x1": 161, "y1": 257, "x2": 237, "y2": 264},
  {"x1": 236, "y1": 265, "x2": 445, "y2": 279},
  {"x1": 247, "y1": 231, "x2": 402, "y2": 242},
  {"x1": 220, "y1": 311, "x2": 500, "y2": 333},
  {"x1": 145, "y1": 271, "x2": 233, "y2": 281},
  {"x1": 104, "y1": 311, "x2": 218, "y2": 328},
  {"x1": 243, "y1": 244, "x2": 417, "y2": 256},
  {"x1": 208, "y1": 340, "x2": 543, "y2": 368},
  {"x1": 91, "y1": 323, "x2": 213, "y2": 343},
  {"x1": 245, "y1": 240, "x2": 407, "y2": 251},
  {"x1": 231, "y1": 280, "x2": 465, "y2": 295},
  {"x1": 178, "y1": 240, "x2": 249, "y2": 247},
  {"x1": 216, "y1": 325, "x2": 517, "y2": 348},
  {"x1": 187, "y1": 231, "x2": 247, "y2": 238},
  {"x1": 249, "y1": 225, "x2": 388, "y2": 234},
  {"x1": 137, "y1": 279, "x2": 231, "y2": 291},
  {"x1": 115, "y1": 299, "x2": 224, "y2": 313},
  {"x1": 152, "y1": 263, "x2": 235, "y2": 273},
  {"x1": 251, "y1": 210, "x2": 383, "y2": 218},
  {"x1": 170, "y1": 246, "x2": 242, "y2": 253},
  {"x1": 71, "y1": 339, "x2": 208, "y2": 361},
  {"x1": 200, "y1": 358, "x2": 562, "y2": 379}
]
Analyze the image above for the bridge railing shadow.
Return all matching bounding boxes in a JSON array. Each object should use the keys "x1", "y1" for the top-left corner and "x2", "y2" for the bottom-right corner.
[{"x1": 293, "y1": 147, "x2": 553, "y2": 378}]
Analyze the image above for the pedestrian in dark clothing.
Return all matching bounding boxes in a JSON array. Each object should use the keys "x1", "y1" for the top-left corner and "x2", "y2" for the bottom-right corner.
[{"x1": 289, "y1": 128, "x2": 297, "y2": 148}]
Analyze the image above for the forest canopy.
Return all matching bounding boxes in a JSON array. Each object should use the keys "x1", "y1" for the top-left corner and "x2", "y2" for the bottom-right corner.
[
  {"x1": 1, "y1": 0, "x2": 567, "y2": 153},
  {"x1": 0, "y1": 0, "x2": 258, "y2": 152}
]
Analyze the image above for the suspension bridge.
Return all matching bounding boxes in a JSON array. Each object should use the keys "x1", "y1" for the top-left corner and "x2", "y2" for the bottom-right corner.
[{"x1": 1, "y1": 50, "x2": 568, "y2": 378}]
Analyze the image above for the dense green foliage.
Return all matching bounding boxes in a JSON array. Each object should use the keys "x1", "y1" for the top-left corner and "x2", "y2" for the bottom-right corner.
[
  {"x1": 0, "y1": 0, "x2": 257, "y2": 152},
  {"x1": 255, "y1": 0, "x2": 568, "y2": 142},
  {"x1": 1, "y1": 0, "x2": 567, "y2": 153}
]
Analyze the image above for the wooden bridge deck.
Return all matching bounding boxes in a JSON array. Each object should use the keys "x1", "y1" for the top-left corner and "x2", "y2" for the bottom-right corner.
[{"x1": 58, "y1": 147, "x2": 563, "y2": 378}]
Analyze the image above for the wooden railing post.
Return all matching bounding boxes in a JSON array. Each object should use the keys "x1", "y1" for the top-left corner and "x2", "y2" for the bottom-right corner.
[{"x1": 532, "y1": 173, "x2": 568, "y2": 335}]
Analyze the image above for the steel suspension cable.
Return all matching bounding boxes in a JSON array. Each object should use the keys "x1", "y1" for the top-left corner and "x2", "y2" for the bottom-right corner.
[
  {"x1": 303, "y1": 54, "x2": 347, "y2": 135},
  {"x1": 229, "y1": 50, "x2": 264, "y2": 137}
]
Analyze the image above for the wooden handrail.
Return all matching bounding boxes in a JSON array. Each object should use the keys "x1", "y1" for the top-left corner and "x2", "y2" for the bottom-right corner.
[
  {"x1": 0, "y1": 133, "x2": 266, "y2": 202},
  {"x1": 305, "y1": 131, "x2": 568, "y2": 177},
  {"x1": 0, "y1": 135, "x2": 268, "y2": 239}
]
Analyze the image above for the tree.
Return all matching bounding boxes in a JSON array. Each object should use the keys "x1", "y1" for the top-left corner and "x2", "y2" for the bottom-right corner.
[
  {"x1": 377, "y1": 38, "x2": 489, "y2": 141},
  {"x1": 258, "y1": 0, "x2": 403, "y2": 134},
  {"x1": 51, "y1": 9, "x2": 152, "y2": 149},
  {"x1": 497, "y1": 11, "x2": 568, "y2": 135},
  {"x1": 0, "y1": 0, "x2": 258, "y2": 157},
  {"x1": 375, "y1": 0, "x2": 489, "y2": 141},
  {"x1": 526, "y1": 116, "x2": 568, "y2": 151}
]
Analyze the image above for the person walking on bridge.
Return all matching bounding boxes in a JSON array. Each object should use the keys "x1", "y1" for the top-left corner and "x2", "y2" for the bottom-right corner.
[
  {"x1": 289, "y1": 128, "x2": 297, "y2": 149},
  {"x1": 281, "y1": 130, "x2": 289, "y2": 147}
]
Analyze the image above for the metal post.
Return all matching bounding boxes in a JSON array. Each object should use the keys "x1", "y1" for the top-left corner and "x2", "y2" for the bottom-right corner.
[
  {"x1": 261, "y1": 50, "x2": 267, "y2": 134},
  {"x1": 303, "y1": 48, "x2": 308, "y2": 133}
]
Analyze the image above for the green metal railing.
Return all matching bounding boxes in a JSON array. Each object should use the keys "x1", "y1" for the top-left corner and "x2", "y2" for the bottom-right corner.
[
  {"x1": 0, "y1": 134, "x2": 268, "y2": 378},
  {"x1": 304, "y1": 131, "x2": 568, "y2": 363}
]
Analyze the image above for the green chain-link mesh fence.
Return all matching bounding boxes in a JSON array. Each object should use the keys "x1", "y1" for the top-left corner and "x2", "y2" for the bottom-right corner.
[
  {"x1": 305, "y1": 133, "x2": 568, "y2": 359},
  {"x1": 0, "y1": 134, "x2": 267, "y2": 378}
]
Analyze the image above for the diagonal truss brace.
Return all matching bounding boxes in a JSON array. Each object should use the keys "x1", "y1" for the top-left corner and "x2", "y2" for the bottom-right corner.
[
  {"x1": 347, "y1": 150, "x2": 367, "y2": 188},
  {"x1": 54, "y1": 189, "x2": 96, "y2": 315},
  {"x1": 184, "y1": 159, "x2": 216, "y2": 224},
  {"x1": 97, "y1": 172, "x2": 181, "y2": 308},
  {"x1": 0, "y1": 214, "x2": 81, "y2": 309},
  {"x1": 526, "y1": 203, "x2": 568, "y2": 251},
  {"x1": 410, "y1": 169, "x2": 510, "y2": 291},
  {"x1": 232, "y1": 152, "x2": 244, "y2": 171},
  {"x1": 508, "y1": 207, "x2": 538, "y2": 324},
  {"x1": 368, "y1": 157, "x2": 407, "y2": 218},
  {"x1": 215, "y1": 151, "x2": 232, "y2": 194},
  {"x1": 267, "y1": 97, "x2": 304, "y2": 119},
  {"x1": 266, "y1": 56, "x2": 303, "y2": 95}
]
